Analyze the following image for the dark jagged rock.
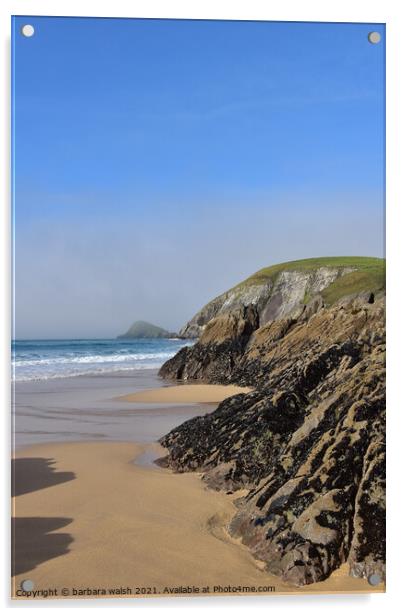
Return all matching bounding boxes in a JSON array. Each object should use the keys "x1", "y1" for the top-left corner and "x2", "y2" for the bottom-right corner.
[
  {"x1": 159, "y1": 305, "x2": 259, "y2": 382},
  {"x1": 159, "y1": 293, "x2": 385, "y2": 586}
]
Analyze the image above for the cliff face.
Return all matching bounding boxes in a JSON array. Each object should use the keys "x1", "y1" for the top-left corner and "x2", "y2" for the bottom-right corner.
[
  {"x1": 158, "y1": 268, "x2": 385, "y2": 586},
  {"x1": 179, "y1": 257, "x2": 385, "y2": 338}
]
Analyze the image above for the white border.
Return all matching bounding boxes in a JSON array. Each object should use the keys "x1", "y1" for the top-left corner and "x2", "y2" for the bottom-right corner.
[{"x1": 1, "y1": 1, "x2": 401, "y2": 614}]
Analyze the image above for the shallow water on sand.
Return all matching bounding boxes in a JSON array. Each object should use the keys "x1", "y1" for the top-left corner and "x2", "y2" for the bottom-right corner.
[{"x1": 12, "y1": 369, "x2": 213, "y2": 449}]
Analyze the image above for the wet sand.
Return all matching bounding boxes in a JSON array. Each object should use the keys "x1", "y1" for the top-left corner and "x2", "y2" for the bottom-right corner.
[
  {"x1": 13, "y1": 370, "x2": 214, "y2": 449},
  {"x1": 12, "y1": 441, "x2": 384, "y2": 599}
]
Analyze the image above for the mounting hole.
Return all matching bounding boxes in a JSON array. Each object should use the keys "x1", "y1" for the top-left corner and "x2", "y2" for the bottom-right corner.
[
  {"x1": 21, "y1": 24, "x2": 35, "y2": 38},
  {"x1": 21, "y1": 579, "x2": 34, "y2": 591},
  {"x1": 368, "y1": 573, "x2": 381, "y2": 586},
  {"x1": 368, "y1": 31, "x2": 381, "y2": 44}
]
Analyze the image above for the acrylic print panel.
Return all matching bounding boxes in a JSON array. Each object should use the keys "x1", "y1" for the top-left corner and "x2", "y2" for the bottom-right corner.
[{"x1": 11, "y1": 16, "x2": 385, "y2": 599}]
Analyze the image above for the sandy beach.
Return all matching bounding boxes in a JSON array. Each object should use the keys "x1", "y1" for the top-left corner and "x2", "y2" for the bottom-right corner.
[
  {"x1": 118, "y1": 383, "x2": 251, "y2": 404},
  {"x1": 12, "y1": 376, "x2": 384, "y2": 598},
  {"x1": 12, "y1": 440, "x2": 383, "y2": 599}
]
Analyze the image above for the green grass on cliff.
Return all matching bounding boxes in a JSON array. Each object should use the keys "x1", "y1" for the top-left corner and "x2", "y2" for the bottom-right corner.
[
  {"x1": 232, "y1": 256, "x2": 385, "y2": 305},
  {"x1": 321, "y1": 267, "x2": 385, "y2": 304}
]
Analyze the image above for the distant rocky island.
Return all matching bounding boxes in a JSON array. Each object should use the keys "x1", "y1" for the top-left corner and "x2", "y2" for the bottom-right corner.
[
  {"x1": 117, "y1": 320, "x2": 178, "y2": 339},
  {"x1": 158, "y1": 256, "x2": 385, "y2": 587}
]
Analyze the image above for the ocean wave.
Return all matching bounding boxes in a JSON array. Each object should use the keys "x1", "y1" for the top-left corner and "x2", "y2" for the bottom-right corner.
[
  {"x1": 12, "y1": 338, "x2": 191, "y2": 383},
  {"x1": 13, "y1": 352, "x2": 175, "y2": 367},
  {"x1": 12, "y1": 362, "x2": 168, "y2": 382}
]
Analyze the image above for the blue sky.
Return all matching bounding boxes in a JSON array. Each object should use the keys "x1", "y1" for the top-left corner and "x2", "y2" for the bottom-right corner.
[{"x1": 12, "y1": 17, "x2": 385, "y2": 338}]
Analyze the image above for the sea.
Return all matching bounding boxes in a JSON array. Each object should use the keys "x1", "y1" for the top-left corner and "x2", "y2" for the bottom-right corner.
[{"x1": 12, "y1": 338, "x2": 191, "y2": 383}]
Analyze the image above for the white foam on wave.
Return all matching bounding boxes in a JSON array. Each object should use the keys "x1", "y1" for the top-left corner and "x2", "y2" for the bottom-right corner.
[
  {"x1": 12, "y1": 361, "x2": 174, "y2": 382},
  {"x1": 12, "y1": 339, "x2": 193, "y2": 383},
  {"x1": 13, "y1": 351, "x2": 175, "y2": 367}
]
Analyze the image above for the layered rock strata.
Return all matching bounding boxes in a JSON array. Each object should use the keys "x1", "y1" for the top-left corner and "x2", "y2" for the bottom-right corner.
[
  {"x1": 158, "y1": 293, "x2": 385, "y2": 586},
  {"x1": 178, "y1": 259, "x2": 383, "y2": 338}
]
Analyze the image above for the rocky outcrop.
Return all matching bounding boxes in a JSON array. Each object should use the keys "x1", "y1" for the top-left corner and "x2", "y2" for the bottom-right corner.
[
  {"x1": 159, "y1": 305, "x2": 259, "y2": 382},
  {"x1": 117, "y1": 320, "x2": 177, "y2": 339},
  {"x1": 158, "y1": 292, "x2": 385, "y2": 586}
]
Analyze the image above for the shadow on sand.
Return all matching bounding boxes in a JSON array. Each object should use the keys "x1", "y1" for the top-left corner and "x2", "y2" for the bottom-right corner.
[
  {"x1": 12, "y1": 516, "x2": 74, "y2": 576},
  {"x1": 12, "y1": 457, "x2": 76, "y2": 576},
  {"x1": 12, "y1": 457, "x2": 75, "y2": 497}
]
